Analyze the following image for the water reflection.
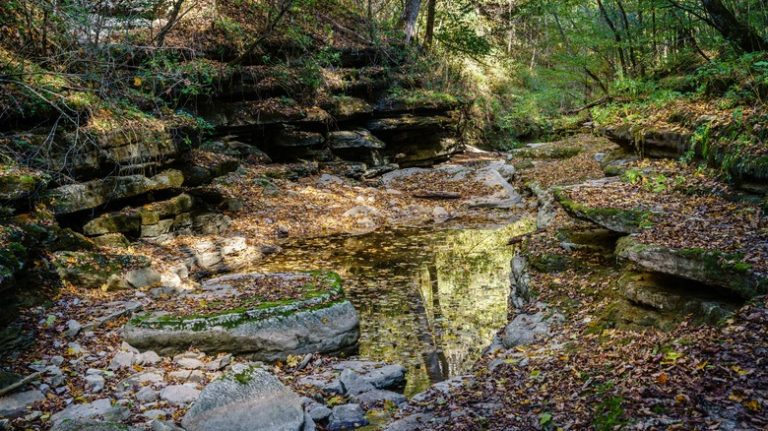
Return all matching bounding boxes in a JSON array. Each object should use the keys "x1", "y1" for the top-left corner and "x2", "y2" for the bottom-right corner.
[{"x1": 258, "y1": 219, "x2": 534, "y2": 396}]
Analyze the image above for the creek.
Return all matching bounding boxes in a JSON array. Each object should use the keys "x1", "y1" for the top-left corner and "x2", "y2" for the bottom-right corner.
[{"x1": 258, "y1": 220, "x2": 535, "y2": 396}]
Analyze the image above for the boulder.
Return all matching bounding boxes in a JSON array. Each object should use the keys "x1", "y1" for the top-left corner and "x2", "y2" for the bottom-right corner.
[
  {"x1": 0, "y1": 389, "x2": 44, "y2": 418},
  {"x1": 124, "y1": 272, "x2": 360, "y2": 358},
  {"x1": 501, "y1": 310, "x2": 563, "y2": 348},
  {"x1": 181, "y1": 150, "x2": 240, "y2": 187},
  {"x1": 182, "y1": 366, "x2": 306, "y2": 431},
  {"x1": 0, "y1": 167, "x2": 49, "y2": 202},
  {"x1": 273, "y1": 126, "x2": 324, "y2": 148},
  {"x1": 43, "y1": 170, "x2": 184, "y2": 214},
  {"x1": 51, "y1": 251, "x2": 157, "y2": 290},
  {"x1": 616, "y1": 236, "x2": 767, "y2": 299},
  {"x1": 328, "y1": 404, "x2": 368, "y2": 431},
  {"x1": 329, "y1": 130, "x2": 387, "y2": 166},
  {"x1": 51, "y1": 398, "x2": 129, "y2": 430}
]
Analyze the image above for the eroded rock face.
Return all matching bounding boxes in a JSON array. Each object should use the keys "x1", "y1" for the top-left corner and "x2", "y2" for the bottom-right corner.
[
  {"x1": 616, "y1": 236, "x2": 767, "y2": 299},
  {"x1": 182, "y1": 365, "x2": 306, "y2": 431},
  {"x1": 42, "y1": 170, "x2": 184, "y2": 214},
  {"x1": 602, "y1": 124, "x2": 691, "y2": 159},
  {"x1": 124, "y1": 272, "x2": 360, "y2": 358}
]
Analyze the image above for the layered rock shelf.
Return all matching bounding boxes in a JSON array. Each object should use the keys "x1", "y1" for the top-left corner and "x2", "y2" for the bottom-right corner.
[{"x1": 124, "y1": 272, "x2": 360, "y2": 359}]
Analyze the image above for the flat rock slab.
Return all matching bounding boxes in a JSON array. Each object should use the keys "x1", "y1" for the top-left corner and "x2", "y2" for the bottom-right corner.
[
  {"x1": 182, "y1": 365, "x2": 306, "y2": 431},
  {"x1": 124, "y1": 272, "x2": 360, "y2": 359},
  {"x1": 617, "y1": 236, "x2": 767, "y2": 299}
]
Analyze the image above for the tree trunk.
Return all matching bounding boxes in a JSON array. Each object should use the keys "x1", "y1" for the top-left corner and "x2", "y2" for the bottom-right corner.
[
  {"x1": 702, "y1": 0, "x2": 767, "y2": 52},
  {"x1": 423, "y1": 0, "x2": 437, "y2": 49},
  {"x1": 597, "y1": 0, "x2": 628, "y2": 76},
  {"x1": 401, "y1": 0, "x2": 423, "y2": 44},
  {"x1": 155, "y1": 0, "x2": 186, "y2": 48}
]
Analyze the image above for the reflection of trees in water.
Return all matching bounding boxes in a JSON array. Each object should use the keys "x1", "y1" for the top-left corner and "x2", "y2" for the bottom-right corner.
[{"x1": 258, "y1": 226, "x2": 521, "y2": 394}]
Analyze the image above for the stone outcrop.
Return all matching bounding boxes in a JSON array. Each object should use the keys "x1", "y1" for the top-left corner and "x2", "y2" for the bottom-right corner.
[
  {"x1": 123, "y1": 272, "x2": 360, "y2": 358},
  {"x1": 616, "y1": 236, "x2": 767, "y2": 299},
  {"x1": 42, "y1": 169, "x2": 184, "y2": 215},
  {"x1": 602, "y1": 124, "x2": 691, "y2": 159}
]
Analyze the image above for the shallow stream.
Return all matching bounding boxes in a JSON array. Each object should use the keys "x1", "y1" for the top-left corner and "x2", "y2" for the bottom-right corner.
[{"x1": 259, "y1": 220, "x2": 535, "y2": 396}]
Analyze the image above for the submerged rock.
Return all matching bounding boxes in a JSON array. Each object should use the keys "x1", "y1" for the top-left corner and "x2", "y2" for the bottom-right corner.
[{"x1": 182, "y1": 365, "x2": 306, "y2": 431}]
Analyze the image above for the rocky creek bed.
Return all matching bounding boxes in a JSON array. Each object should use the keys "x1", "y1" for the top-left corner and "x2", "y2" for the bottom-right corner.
[{"x1": 1, "y1": 134, "x2": 767, "y2": 430}]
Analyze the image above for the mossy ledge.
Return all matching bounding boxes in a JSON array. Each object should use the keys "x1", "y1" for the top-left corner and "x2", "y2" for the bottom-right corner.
[
  {"x1": 616, "y1": 236, "x2": 767, "y2": 299},
  {"x1": 554, "y1": 188, "x2": 654, "y2": 233},
  {"x1": 123, "y1": 271, "x2": 360, "y2": 359}
]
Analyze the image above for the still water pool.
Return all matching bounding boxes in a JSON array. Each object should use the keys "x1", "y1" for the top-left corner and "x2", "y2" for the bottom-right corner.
[{"x1": 258, "y1": 220, "x2": 533, "y2": 396}]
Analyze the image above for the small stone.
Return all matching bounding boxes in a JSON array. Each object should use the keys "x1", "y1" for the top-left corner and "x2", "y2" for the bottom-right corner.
[
  {"x1": 67, "y1": 342, "x2": 84, "y2": 355},
  {"x1": 175, "y1": 357, "x2": 204, "y2": 369},
  {"x1": 205, "y1": 354, "x2": 231, "y2": 371},
  {"x1": 65, "y1": 320, "x2": 82, "y2": 338},
  {"x1": 339, "y1": 369, "x2": 375, "y2": 395},
  {"x1": 168, "y1": 370, "x2": 205, "y2": 384},
  {"x1": 329, "y1": 404, "x2": 368, "y2": 431},
  {"x1": 159, "y1": 385, "x2": 200, "y2": 406},
  {"x1": 85, "y1": 374, "x2": 105, "y2": 393},
  {"x1": 142, "y1": 409, "x2": 167, "y2": 420},
  {"x1": 50, "y1": 356, "x2": 65, "y2": 366},
  {"x1": 308, "y1": 404, "x2": 332, "y2": 422},
  {"x1": 352, "y1": 389, "x2": 407, "y2": 409},
  {"x1": 108, "y1": 351, "x2": 135, "y2": 371},
  {"x1": 121, "y1": 342, "x2": 139, "y2": 354},
  {"x1": 137, "y1": 351, "x2": 162, "y2": 365},
  {"x1": 136, "y1": 386, "x2": 159, "y2": 403}
]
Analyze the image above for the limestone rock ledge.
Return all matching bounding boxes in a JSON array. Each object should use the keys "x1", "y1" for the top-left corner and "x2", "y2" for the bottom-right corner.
[{"x1": 123, "y1": 273, "x2": 360, "y2": 359}]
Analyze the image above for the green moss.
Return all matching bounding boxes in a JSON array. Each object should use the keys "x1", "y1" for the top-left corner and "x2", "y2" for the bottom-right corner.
[
  {"x1": 554, "y1": 189, "x2": 653, "y2": 232},
  {"x1": 131, "y1": 271, "x2": 347, "y2": 331}
]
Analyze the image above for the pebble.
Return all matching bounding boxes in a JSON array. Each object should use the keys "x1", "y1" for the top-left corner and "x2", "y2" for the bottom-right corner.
[
  {"x1": 142, "y1": 409, "x2": 167, "y2": 420},
  {"x1": 65, "y1": 320, "x2": 81, "y2": 338},
  {"x1": 175, "y1": 357, "x2": 204, "y2": 369},
  {"x1": 136, "y1": 387, "x2": 159, "y2": 403},
  {"x1": 138, "y1": 351, "x2": 162, "y2": 365},
  {"x1": 108, "y1": 351, "x2": 135, "y2": 370},
  {"x1": 159, "y1": 384, "x2": 201, "y2": 406},
  {"x1": 85, "y1": 374, "x2": 105, "y2": 393}
]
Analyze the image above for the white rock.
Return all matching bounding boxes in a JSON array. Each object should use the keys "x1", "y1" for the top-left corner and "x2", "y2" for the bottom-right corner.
[
  {"x1": 136, "y1": 386, "x2": 159, "y2": 403},
  {"x1": 108, "y1": 351, "x2": 135, "y2": 371},
  {"x1": 138, "y1": 351, "x2": 162, "y2": 365},
  {"x1": 85, "y1": 374, "x2": 105, "y2": 393},
  {"x1": 175, "y1": 357, "x2": 204, "y2": 369},
  {"x1": 160, "y1": 385, "x2": 200, "y2": 406},
  {"x1": 65, "y1": 320, "x2": 82, "y2": 338}
]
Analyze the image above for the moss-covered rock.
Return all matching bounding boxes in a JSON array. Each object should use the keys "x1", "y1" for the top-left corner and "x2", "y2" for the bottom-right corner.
[
  {"x1": 616, "y1": 236, "x2": 767, "y2": 299},
  {"x1": 123, "y1": 271, "x2": 360, "y2": 359},
  {"x1": 0, "y1": 166, "x2": 49, "y2": 202},
  {"x1": 554, "y1": 188, "x2": 654, "y2": 234},
  {"x1": 50, "y1": 251, "x2": 154, "y2": 290},
  {"x1": 42, "y1": 169, "x2": 184, "y2": 214},
  {"x1": 322, "y1": 95, "x2": 374, "y2": 120}
]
